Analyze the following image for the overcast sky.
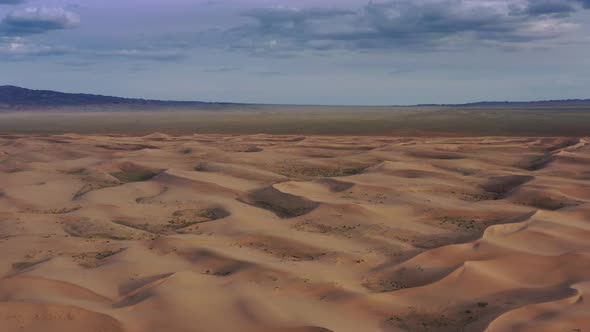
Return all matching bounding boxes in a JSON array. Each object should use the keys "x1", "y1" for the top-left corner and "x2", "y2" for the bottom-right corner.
[{"x1": 1, "y1": 0, "x2": 589, "y2": 105}]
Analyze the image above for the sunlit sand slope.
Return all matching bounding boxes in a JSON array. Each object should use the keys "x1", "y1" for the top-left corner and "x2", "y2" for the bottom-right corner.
[{"x1": 1, "y1": 134, "x2": 589, "y2": 332}]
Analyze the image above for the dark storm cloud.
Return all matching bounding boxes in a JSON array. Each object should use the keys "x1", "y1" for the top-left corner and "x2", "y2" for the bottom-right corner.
[
  {"x1": 0, "y1": 7, "x2": 80, "y2": 35},
  {"x1": 229, "y1": 0, "x2": 589, "y2": 52}
]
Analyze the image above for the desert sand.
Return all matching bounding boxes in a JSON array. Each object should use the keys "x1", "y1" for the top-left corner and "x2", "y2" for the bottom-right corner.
[{"x1": 1, "y1": 133, "x2": 589, "y2": 332}]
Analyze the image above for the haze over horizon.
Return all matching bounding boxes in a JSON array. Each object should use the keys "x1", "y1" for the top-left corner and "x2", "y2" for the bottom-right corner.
[
  {"x1": 2, "y1": 84, "x2": 590, "y2": 107},
  {"x1": 1, "y1": 0, "x2": 590, "y2": 105}
]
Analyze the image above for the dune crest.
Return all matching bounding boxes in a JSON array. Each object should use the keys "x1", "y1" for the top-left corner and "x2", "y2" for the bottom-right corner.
[{"x1": 1, "y1": 134, "x2": 589, "y2": 332}]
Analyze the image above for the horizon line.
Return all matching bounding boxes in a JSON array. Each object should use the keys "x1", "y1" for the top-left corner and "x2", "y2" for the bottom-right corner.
[{"x1": 2, "y1": 84, "x2": 590, "y2": 108}]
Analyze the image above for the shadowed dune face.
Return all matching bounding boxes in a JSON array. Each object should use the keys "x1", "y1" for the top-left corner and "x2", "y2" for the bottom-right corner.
[
  {"x1": 0, "y1": 134, "x2": 589, "y2": 332},
  {"x1": 243, "y1": 186, "x2": 320, "y2": 218},
  {"x1": 480, "y1": 175, "x2": 535, "y2": 199}
]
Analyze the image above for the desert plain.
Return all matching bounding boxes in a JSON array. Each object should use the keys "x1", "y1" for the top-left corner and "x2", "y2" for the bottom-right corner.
[{"x1": 0, "y1": 129, "x2": 589, "y2": 332}]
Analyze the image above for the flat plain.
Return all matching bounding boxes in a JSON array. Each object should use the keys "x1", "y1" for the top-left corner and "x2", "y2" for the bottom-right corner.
[
  {"x1": 1, "y1": 131, "x2": 590, "y2": 332},
  {"x1": 2, "y1": 104, "x2": 590, "y2": 136}
]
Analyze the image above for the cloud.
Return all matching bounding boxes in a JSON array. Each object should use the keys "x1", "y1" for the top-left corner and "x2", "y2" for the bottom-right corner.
[
  {"x1": 0, "y1": 7, "x2": 80, "y2": 35},
  {"x1": 0, "y1": 0, "x2": 25, "y2": 5},
  {"x1": 202, "y1": 67, "x2": 239, "y2": 73},
  {"x1": 106, "y1": 49, "x2": 188, "y2": 62},
  {"x1": 253, "y1": 70, "x2": 282, "y2": 76},
  {"x1": 523, "y1": 0, "x2": 577, "y2": 16},
  {"x1": 345, "y1": 0, "x2": 582, "y2": 44},
  {"x1": 224, "y1": 0, "x2": 590, "y2": 53},
  {"x1": 242, "y1": 7, "x2": 355, "y2": 33},
  {"x1": 0, "y1": 39, "x2": 69, "y2": 58}
]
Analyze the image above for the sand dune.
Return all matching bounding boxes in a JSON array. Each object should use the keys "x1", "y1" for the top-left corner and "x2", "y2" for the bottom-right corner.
[{"x1": 1, "y1": 134, "x2": 589, "y2": 332}]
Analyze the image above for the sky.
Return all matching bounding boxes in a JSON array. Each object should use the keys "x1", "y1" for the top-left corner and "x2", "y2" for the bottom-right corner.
[{"x1": 1, "y1": 0, "x2": 589, "y2": 105}]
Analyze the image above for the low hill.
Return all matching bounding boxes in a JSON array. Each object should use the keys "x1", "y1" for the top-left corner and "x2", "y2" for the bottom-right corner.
[{"x1": 0, "y1": 85, "x2": 237, "y2": 110}]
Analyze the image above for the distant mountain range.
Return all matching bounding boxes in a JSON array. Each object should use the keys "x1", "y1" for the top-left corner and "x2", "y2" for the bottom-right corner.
[
  {"x1": 1, "y1": 85, "x2": 589, "y2": 110},
  {"x1": 0, "y1": 85, "x2": 238, "y2": 110},
  {"x1": 418, "y1": 100, "x2": 590, "y2": 107}
]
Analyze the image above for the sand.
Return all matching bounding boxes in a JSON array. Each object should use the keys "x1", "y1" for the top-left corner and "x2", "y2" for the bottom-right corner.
[{"x1": 0, "y1": 133, "x2": 589, "y2": 332}]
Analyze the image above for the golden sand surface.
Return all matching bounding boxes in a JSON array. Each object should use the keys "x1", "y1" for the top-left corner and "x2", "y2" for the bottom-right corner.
[{"x1": 1, "y1": 134, "x2": 589, "y2": 332}]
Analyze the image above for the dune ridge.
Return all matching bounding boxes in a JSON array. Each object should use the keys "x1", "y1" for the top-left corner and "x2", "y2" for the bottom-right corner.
[{"x1": 1, "y1": 134, "x2": 589, "y2": 332}]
